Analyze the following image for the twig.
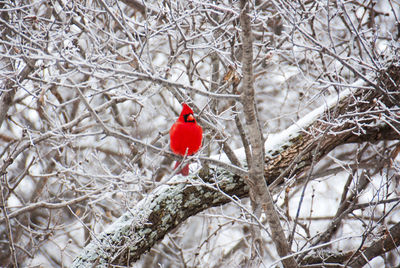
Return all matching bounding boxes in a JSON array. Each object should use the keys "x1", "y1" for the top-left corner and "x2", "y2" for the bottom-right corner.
[{"x1": 0, "y1": 175, "x2": 18, "y2": 267}]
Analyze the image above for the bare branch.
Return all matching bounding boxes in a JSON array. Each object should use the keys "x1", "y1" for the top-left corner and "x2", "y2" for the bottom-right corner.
[{"x1": 239, "y1": 0, "x2": 297, "y2": 266}]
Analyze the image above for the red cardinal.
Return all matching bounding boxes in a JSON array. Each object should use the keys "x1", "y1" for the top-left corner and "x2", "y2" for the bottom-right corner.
[{"x1": 170, "y1": 103, "x2": 203, "y2": 176}]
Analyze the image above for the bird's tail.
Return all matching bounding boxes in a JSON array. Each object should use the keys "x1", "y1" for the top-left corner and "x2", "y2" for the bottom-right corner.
[{"x1": 174, "y1": 161, "x2": 189, "y2": 176}]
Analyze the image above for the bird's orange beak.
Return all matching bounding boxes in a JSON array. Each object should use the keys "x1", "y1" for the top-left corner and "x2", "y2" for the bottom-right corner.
[{"x1": 187, "y1": 114, "x2": 194, "y2": 121}]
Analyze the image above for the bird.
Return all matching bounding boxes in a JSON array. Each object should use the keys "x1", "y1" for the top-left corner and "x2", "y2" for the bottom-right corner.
[{"x1": 169, "y1": 103, "x2": 203, "y2": 176}]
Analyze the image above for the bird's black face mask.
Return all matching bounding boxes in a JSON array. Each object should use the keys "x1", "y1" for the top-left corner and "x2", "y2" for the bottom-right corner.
[{"x1": 184, "y1": 113, "x2": 195, "y2": 123}]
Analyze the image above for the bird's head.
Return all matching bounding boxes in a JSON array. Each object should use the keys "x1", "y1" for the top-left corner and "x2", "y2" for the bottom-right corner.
[{"x1": 179, "y1": 103, "x2": 196, "y2": 123}]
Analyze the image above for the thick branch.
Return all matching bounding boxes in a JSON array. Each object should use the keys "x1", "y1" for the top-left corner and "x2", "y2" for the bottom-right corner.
[
  {"x1": 239, "y1": 0, "x2": 297, "y2": 266},
  {"x1": 300, "y1": 221, "x2": 400, "y2": 267},
  {"x1": 348, "y1": 221, "x2": 400, "y2": 267}
]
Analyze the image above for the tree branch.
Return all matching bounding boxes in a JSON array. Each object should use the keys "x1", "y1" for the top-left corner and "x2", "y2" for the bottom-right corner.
[
  {"x1": 348, "y1": 221, "x2": 400, "y2": 267},
  {"x1": 300, "y1": 221, "x2": 400, "y2": 267},
  {"x1": 239, "y1": 0, "x2": 297, "y2": 266}
]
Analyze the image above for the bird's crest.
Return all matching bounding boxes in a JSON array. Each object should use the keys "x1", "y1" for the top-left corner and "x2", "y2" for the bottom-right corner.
[{"x1": 180, "y1": 103, "x2": 194, "y2": 116}]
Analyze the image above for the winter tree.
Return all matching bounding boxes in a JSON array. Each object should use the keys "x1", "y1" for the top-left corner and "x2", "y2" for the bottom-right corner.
[{"x1": 0, "y1": 0, "x2": 399, "y2": 267}]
